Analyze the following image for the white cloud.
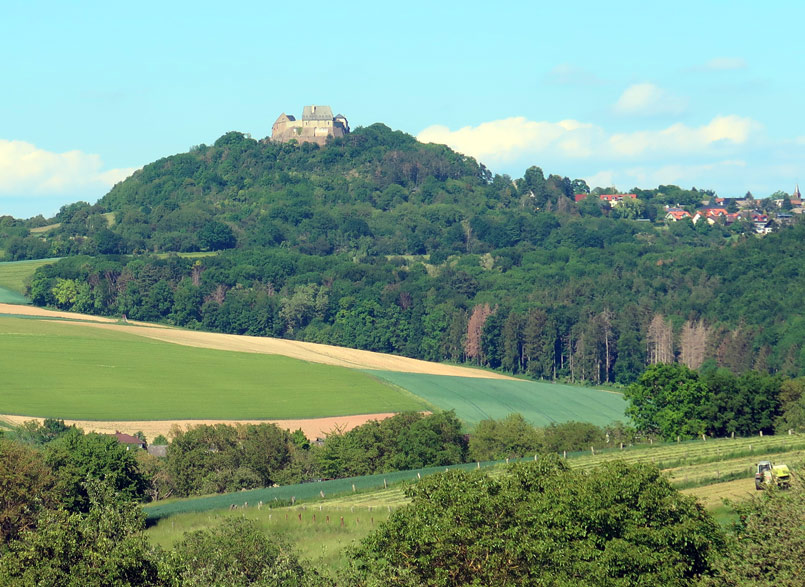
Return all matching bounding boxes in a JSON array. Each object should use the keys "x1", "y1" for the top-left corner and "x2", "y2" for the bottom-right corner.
[
  {"x1": 609, "y1": 115, "x2": 761, "y2": 157},
  {"x1": 0, "y1": 140, "x2": 136, "y2": 196},
  {"x1": 698, "y1": 57, "x2": 748, "y2": 71},
  {"x1": 582, "y1": 161, "x2": 748, "y2": 193},
  {"x1": 584, "y1": 170, "x2": 616, "y2": 189},
  {"x1": 613, "y1": 83, "x2": 687, "y2": 116},
  {"x1": 417, "y1": 117, "x2": 601, "y2": 164},
  {"x1": 417, "y1": 115, "x2": 761, "y2": 166}
]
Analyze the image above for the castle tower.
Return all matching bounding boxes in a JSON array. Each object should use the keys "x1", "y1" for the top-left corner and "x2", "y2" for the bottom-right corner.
[{"x1": 271, "y1": 106, "x2": 348, "y2": 145}]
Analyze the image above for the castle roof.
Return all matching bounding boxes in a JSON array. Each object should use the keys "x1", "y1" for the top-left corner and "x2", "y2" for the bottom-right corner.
[{"x1": 302, "y1": 105, "x2": 334, "y2": 121}]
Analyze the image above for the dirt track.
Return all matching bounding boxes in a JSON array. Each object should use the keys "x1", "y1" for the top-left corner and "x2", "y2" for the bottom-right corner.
[
  {"x1": 0, "y1": 302, "x2": 514, "y2": 379},
  {"x1": 0, "y1": 413, "x2": 403, "y2": 442}
]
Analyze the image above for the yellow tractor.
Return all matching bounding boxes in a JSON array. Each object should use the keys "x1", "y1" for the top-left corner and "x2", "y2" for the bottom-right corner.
[{"x1": 754, "y1": 460, "x2": 791, "y2": 490}]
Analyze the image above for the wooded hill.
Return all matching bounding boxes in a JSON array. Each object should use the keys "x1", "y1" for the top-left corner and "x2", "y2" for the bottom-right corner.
[{"x1": 9, "y1": 124, "x2": 805, "y2": 383}]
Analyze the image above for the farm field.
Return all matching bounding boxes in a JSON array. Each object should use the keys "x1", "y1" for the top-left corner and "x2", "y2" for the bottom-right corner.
[
  {"x1": 0, "y1": 258, "x2": 60, "y2": 295},
  {"x1": 0, "y1": 302, "x2": 516, "y2": 379},
  {"x1": 370, "y1": 370, "x2": 627, "y2": 427},
  {"x1": 145, "y1": 434, "x2": 805, "y2": 520},
  {"x1": 0, "y1": 316, "x2": 428, "y2": 421},
  {"x1": 0, "y1": 286, "x2": 28, "y2": 305}
]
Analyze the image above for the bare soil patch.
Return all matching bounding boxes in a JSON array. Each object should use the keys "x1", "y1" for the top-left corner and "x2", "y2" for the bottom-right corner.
[
  {"x1": 0, "y1": 413, "x2": 403, "y2": 442},
  {"x1": 0, "y1": 302, "x2": 514, "y2": 379}
]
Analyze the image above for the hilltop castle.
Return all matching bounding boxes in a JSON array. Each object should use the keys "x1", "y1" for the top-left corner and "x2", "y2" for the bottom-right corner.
[{"x1": 271, "y1": 105, "x2": 349, "y2": 146}]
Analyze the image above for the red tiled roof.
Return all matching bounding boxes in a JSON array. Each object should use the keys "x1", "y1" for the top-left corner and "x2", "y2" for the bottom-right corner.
[
  {"x1": 666, "y1": 210, "x2": 692, "y2": 219},
  {"x1": 698, "y1": 208, "x2": 727, "y2": 217},
  {"x1": 113, "y1": 431, "x2": 145, "y2": 445}
]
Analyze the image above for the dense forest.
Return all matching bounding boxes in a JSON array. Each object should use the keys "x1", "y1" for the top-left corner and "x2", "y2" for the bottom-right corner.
[{"x1": 4, "y1": 124, "x2": 805, "y2": 382}]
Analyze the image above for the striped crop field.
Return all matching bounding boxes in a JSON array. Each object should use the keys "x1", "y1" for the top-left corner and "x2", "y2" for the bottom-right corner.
[
  {"x1": 369, "y1": 370, "x2": 627, "y2": 427},
  {"x1": 144, "y1": 433, "x2": 805, "y2": 522}
]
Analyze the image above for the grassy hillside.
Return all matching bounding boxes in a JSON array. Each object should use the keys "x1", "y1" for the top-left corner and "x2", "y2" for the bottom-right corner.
[
  {"x1": 0, "y1": 316, "x2": 427, "y2": 420},
  {"x1": 0, "y1": 258, "x2": 60, "y2": 303},
  {"x1": 0, "y1": 258, "x2": 59, "y2": 294},
  {"x1": 370, "y1": 371, "x2": 626, "y2": 427}
]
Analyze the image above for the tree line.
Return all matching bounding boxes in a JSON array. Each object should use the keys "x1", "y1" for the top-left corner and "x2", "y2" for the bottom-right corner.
[
  {"x1": 624, "y1": 364, "x2": 805, "y2": 440},
  {"x1": 25, "y1": 215, "x2": 805, "y2": 383}
]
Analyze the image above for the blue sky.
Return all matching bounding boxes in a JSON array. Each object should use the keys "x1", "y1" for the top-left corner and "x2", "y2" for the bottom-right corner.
[{"x1": 2, "y1": 0, "x2": 803, "y2": 217}]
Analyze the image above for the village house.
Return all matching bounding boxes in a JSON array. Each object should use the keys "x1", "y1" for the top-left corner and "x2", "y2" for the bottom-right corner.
[
  {"x1": 665, "y1": 208, "x2": 693, "y2": 221},
  {"x1": 111, "y1": 431, "x2": 146, "y2": 450},
  {"x1": 692, "y1": 207, "x2": 728, "y2": 224},
  {"x1": 574, "y1": 193, "x2": 637, "y2": 206},
  {"x1": 772, "y1": 185, "x2": 803, "y2": 209}
]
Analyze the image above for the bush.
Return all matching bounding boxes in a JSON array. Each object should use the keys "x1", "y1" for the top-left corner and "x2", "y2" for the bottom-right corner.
[
  {"x1": 349, "y1": 458, "x2": 725, "y2": 586},
  {"x1": 170, "y1": 518, "x2": 319, "y2": 586}
]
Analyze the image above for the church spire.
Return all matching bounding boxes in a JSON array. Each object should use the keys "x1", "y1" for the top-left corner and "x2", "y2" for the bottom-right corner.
[{"x1": 795, "y1": 184, "x2": 802, "y2": 200}]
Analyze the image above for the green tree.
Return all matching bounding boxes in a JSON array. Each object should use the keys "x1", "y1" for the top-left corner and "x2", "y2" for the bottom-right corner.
[
  {"x1": 0, "y1": 480, "x2": 162, "y2": 586},
  {"x1": 468, "y1": 414, "x2": 542, "y2": 461},
  {"x1": 198, "y1": 221, "x2": 236, "y2": 250},
  {"x1": 0, "y1": 439, "x2": 57, "y2": 544},
  {"x1": 624, "y1": 363, "x2": 710, "y2": 440},
  {"x1": 543, "y1": 421, "x2": 606, "y2": 452},
  {"x1": 44, "y1": 429, "x2": 149, "y2": 513},
  {"x1": 51, "y1": 278, "x2": 79, "y2": 309},
  {"x1": 170, "y1": 518, "x2": 315, "y2": 586},
  {"x1": 349, "y1": 458, "x2": 724, "y2": 586}
]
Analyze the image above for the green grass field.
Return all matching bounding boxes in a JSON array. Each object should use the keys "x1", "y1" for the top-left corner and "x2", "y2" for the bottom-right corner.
[
  {"x1": 369, "y1": 371, "x2": 626, "y2": 427},
  {"x1": 0, "y1": 286, "x2": 29, "y2": 304},
  {"x1": 0, "y1": 258, "x2": 60, "y2": 297},
  {"x1": 0, "y1": 317, "x2": 428, "y2": 420},
  {"x1": 148, "y1": 505, "x2": 392, "y2": 572}
]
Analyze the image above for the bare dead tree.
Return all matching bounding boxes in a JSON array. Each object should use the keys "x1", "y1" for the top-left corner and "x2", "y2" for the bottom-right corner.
[
  {"x1": 679, "y1": 319, "x2": 709, "y2": 369},
  {"x1": 646, "y1": 313, "x2": 673, "y2": 364},
  {"x1": 465, "y1": 303, "x2": 493, "y2": 363}
]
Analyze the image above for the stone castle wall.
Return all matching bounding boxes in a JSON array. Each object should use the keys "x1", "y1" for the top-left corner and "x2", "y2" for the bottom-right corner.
[{"x1": 271, "y1": 107, "x2": 348, "y2": 146}]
